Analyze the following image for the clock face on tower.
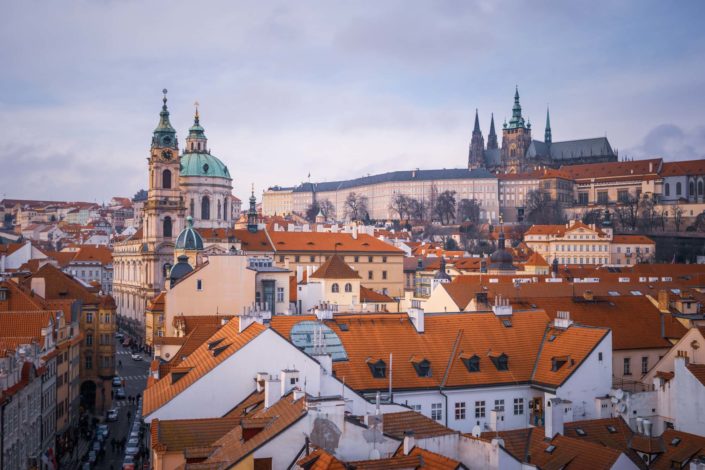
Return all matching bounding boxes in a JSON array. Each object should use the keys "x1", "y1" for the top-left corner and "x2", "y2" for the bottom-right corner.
[{"x1": 162, "y1": 150, "x2": 173, "y2": 160}]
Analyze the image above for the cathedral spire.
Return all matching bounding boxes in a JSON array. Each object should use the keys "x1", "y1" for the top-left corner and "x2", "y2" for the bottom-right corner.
[
  {"x1": 473, "y1": 108, "x2": 481, "y2": 133},
  {"x1": 468, "y1": 108, "x2": 485, "y2": 169},
  {"x1": 487, "y1": 113, "x2": 498, "y2": 150},
  {"x1": 508, "y1": 86, "x2": 525, "y2": 129},
  {"x1": 153, "y1": 89, "x2": 178, "y2": 149},
  {"x1": 545, "y1": 107, "x2": 552, "y2": 145}
]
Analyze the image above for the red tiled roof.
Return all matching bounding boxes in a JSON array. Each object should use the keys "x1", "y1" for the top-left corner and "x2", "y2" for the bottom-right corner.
[
  {"x1": 687, "y1": 363, "x2": 705, "y2": 387},
  {"x1": 359, "y1": 286, "x2": 393, "y2": 303},
  {"x1": 268, "y1": 231, "x2": 402, "y2": 254},
  {"x1": 561, "y1": 158, "x2": 662, "y2": 181},
  {"x1": 310, "y1": 254, "x2": 361, "y2": 279},
  {"x1": 612, "y1": 234, "x2": 655, "y2": 244},
  {"x1": 660, "y1": 159, "x2": 705, "y2": 177},
  {"x1": 525, "y1": 221, "x2": 606, "y2": 238}
]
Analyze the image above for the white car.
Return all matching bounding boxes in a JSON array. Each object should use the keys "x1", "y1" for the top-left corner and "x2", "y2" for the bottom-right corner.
[
  {"x1": 131, "y1": 353, "x2": 142, "y2": 361},
  {"x1": 107, "y1": 409, "x2": 118, "y2": 422}
]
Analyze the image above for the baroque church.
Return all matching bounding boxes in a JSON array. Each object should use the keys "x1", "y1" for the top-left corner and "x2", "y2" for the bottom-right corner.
[
  {"x1": 468, "y1": 87, "x2": 618, "y2": 173},
  {"x1": 112, "y1": 91, "x2": 242, "y2": 336}
]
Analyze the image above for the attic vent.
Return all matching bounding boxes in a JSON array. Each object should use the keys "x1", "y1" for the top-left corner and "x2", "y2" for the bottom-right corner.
[
  {"x1": 606, "y1": 425, "x2": 617, "y2": 433},
  {"x1": 545, "y1": 445, "x2": 556, "y2": 454},
  {"x1": 212, "y1": 344, "x2": 230, "y2": 357},
  {"x1": 208, "y1": 338, "x2": 225, "y2": 350},
  {"x1": 306, "y1": 242, "x2": 314, "y2": 246},
  {"x1": 277, "y1": 241, "x2": 285, "y2": 245},
  {"x1": 362, "y1": 242, "x2": 369, "y2": 246}
]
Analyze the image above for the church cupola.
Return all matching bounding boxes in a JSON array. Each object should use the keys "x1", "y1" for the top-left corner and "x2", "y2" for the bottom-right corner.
[
  {"x1": 507, "y1": 86, "x2": 526, "y2": 129},
  {"x1": 247, "y1": 185, "x2": 258, "y2": 233},
  {"x1": 152, "y1": 89, "x2": 178, "y2": 150},
  {"x1": 185, "y1": 102, "x2": 208, "y2": 153},
  {"x1": 545, "y1": 107, "x2": 552, "y2": 146}
]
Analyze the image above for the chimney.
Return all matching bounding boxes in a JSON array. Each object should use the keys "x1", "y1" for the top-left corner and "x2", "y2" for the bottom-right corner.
[
  {"x1": 545, "y1": 398, "x2": 565, "y2": 439},
  {"x1": 31, "y1": 277, "x2": 46, "y2": 299},
  {"x1": 296, "y1": 266, "x2": 304, "y2": 283},
  {"x1": 264, "y1": 376, "x2": 281, "y2": 408},
  {"x1": 649, "y1": 162, "x2": 653, "y2": 173},
  {"x1": 492, "y1": 296, "x2": 512, "y2": 317},
  {"x1": 313, "y1": 352, "x2": 332, "y2": 375},
  {"x1": 657, "y1": 290, "x2": 669, "y2": 312},
  {"x1": 239, "y1": 314, "x2": 257, "y2": 333},
  {"x1": 403, "y1": 431, "x2": 415, "y2": 455},
  {"x1": 636, "y1": 417, "x2": 644, "y2": 434},
  {"x1": 352, "y1": 225, "x2": 358, "y2": 239},
  {"x1": 407, "y1": 306, "x2": 424, "y2": 333},
  {"x1": 280, "y1": 369, "x2": 300, "y2": 396},
  {"x1": 255, "y1": 372, "x2": 268, "y2": 393},
  {"x1": 554, "y1": 311, "x2": 573, "y2": 329}
]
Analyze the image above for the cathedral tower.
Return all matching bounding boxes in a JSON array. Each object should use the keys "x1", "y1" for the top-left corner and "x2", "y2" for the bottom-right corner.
[
  {"x1": 468, "y1": 109, "x2": 485, "y2": 169},
  {"x1": 144, "y1": 89, "x2": 186, "y2": 245},
  {"x1": 500, "y1": 87, "x2": 532, "y2": 173},
  {"x1": 487, "y1": 113, "x2": 498, "y2": 150},
  {"x1": 544, "y1": 107, "x2": 552, "y2": 146}
]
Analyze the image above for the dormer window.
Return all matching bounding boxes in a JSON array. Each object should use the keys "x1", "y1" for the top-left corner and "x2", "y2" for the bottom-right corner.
[
  {"x1": 490, "y1": 353, "x2": 509, "y2": 371},
  {"x1": 413, "y1": 359, "x2": 432, "y2": 377},
  {"x1": 462, "y1": 355, "x2": 480, "y2": 372},
  {"x1": 551, "y1": 356, "x2": 568, "y2": 372},
  {"x1": 368, "y1": 359, "x2": 386, "y2": 378}
]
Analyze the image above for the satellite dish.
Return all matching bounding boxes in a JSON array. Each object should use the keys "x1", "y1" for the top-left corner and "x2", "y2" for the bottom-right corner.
[
  {"x1": 471, "y1": 425, "x2": 482, "y2": 438},
  {"x1": 615, "y1": 389, "x2": 624, "y2": 400},
  {"x1": 617, "y1": 403, "x2": 627, "y2": 413}
]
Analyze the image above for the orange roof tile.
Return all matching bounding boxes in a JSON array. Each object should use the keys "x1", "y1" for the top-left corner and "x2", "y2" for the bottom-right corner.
[
  {"x1": 310, "y1": 254, "x2": 361, "y2": 279},
  {"x1": 564, "y1": 417, "x2": 645, "y2": 469},
  {"x1": 143, "y1": 321, "x2": 266, "y2": 417},
  {"x1": 151, "y1": 416, "x2": 240, "y2": 453},
  {"x1": 381, "y1": 410, "x2": 455, "y2": 439},
  {"x1": 660, "y1": 159, "x2": 705, "y2": 177},
  {"x1": 268, "y1": 231, "x2": 402, "y2": 254},
  {"x1": 612, "y1": 234, "x2": 655, "y2": 244},
  {"x1": 561, "y1": 158, "x2": 662, "y2": 181},
  {"x1": 0, "y1": 311, "x2": 55, "y2": 341},
  {"x1": 525, "y1": 221, "x2": 606, "y2": 238},
  {"x1": 525, "y1": 252, "x2": 549, "y2": 267},
  {"x1": 199, "y1": 228, "x2": 274, "y2": 252},
  {"x1": 687, "y1": 363, "x2": 705, "y2": 388},
  {"x1": 72, "y1": 245, "x2": 113, "y2": 265},
  {"x1": 359, "y1": 286, "x2": 394, "y2": 303}
]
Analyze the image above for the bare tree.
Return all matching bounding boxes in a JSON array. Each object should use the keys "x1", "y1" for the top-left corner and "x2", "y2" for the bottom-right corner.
[
  {"x1": 637, "y1": 197, "x2": 657, "y2": 232},
  {"x1": 343, "y1": 192, "x2": 369, "y2": 221},
  {"x1": 525, "y1": 190, "x2": 565, "y2": 224},
  {"x1": 457, "y1": 198, "x2": 481, "y2": 224},
  {"x1": 426, "y1": 184, "x2": 439, "y2": 222},
  {"x1": 407, "y1": 198, "x2": 426, "y2": 221},
  {"x1": 434, "y1": 190, "x2": 457, "y2": 225},
  {"x1": 581, "y1": 208, "x2": 603, "y2": 225},
  {"x1": 389, "y1": 194, "x2": 410, "y2": 221},
  {"x1": 673, "y1": 203, "x2": 684, "y2": 232},
  {"x1": 693, "y1": 212, "x2": 705, "y2": 232},
  {"x1": 614, "y1": 195, "x2": 639, "y2": 231}
]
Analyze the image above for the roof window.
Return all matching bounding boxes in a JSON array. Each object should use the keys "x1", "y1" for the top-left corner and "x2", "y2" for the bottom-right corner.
[
  {"x1": 490, "y1": 353, "x2": 509, "y2": 371},
  {"x1": 551, "y1": 356, "x2": 569, "y2": 371},
  {"x1": 212, "y1": 344, "x2": 230, "y2": 357},
  {"x1": 671, "y1": 437, "x2": 681, "y2": 447},
  {"x1": 462, "y1": 355, "x2": 480, "y2": 373},
  {"x1": 368, "y1": 359, "x2": 386, "y2": 378},
  {"x1": 575, "y1": 427, "x2": 587, "y2": 436},
  {"x1": 606, "y1": 425, "x2": 617, "y2": 433},
  {"x1": 545, "y1": 445, "x2": 556, "y2": 454},
  {"x1": 337, "y1": 323, "x2": 349, "y2": 332},
  {"x1": 208, "y1": 338, "x2": 225, "y2": 350},
  {"x1": 630, "y1": 290, "x2": 643, "y2": 296},
  {"x1": 608, "y1": 291, "x2": 620, "y2": 296},
  {"x1": 413, "y1": 359, "x2": 432, "y2": 377},
  {"x1": 502, "y1": 319, "x2": 512, "y2": 328}
]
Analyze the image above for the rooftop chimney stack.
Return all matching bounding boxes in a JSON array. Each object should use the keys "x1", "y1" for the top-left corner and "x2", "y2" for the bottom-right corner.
[
  {"x1": 408, "y1": 306, "x2": 425, "y2": 333},
  {"x1": 264, "y1": 375, "x2": 282, "y2": 408},
  {"x1": 280, "y1": 369, "x2": 300, "y2": 396},
  {"x1": 657, "y1": 290, "x2": 669, "y2": 312},
  {"x1": 403, "y1": 431, "x2": 415, "y2": 456},
  {"x1": 545, "y1": 398, "x2": 565, "y2": 439},
  {"x1": 554, "y1": 311, "x2": 573, "y2": 329}
]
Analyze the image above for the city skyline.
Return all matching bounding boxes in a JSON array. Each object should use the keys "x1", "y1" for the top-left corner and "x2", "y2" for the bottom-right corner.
[{"x1": 2, "y1": 0, "x2": 705, "y2": 203}]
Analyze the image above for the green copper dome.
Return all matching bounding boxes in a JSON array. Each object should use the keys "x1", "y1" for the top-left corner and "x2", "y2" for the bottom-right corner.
[
  {"x1": 180, "y1": 152, "x2": 231, "y2": 179},
  {"x1": 175, "y1": 216, "x2": 204, "y2": 250}
]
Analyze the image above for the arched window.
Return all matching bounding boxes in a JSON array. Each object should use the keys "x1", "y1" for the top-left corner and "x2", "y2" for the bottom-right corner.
[
  {"x1": 665, "y1": 183, "x2": 670, "y2": 197},
  {"x1": 690, "y1": 181, "x2": 695, "y2": 196},
  {"x1": 217, "y1": 200, "x2": 222, "y2": 219},
  {"x1": 163, "y1": 216, "x2": 172, "y2": 238},
  {"x1": 202, "y1": 196, "x2": 210, "y2": 220},
  {"x1": 163, "y1": 169, "x2": 172, "y2": 189},
  {"x1": 190, "y1": 199, "x2": 195, "y2": 218},
  {"x1": 699, "y1": 181, "x2": 704, "y2": 196},
  {"x1": 223, "y1": 199, "x2": 228, "y2": 221},
  {"x1": 676, "y1": 182, "x2": 682, "y2": 196},
  {"x1": 344, "y1": 283, "x2": 352, "y2": 293},
  {"x1": 331, "y1": 283, "x2": 339, "y2": 293}
]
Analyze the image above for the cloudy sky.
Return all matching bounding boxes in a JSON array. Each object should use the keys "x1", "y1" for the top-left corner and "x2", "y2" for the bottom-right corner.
[{"x1": 2, "y1": 1, "x2": 704, "y2": 203}]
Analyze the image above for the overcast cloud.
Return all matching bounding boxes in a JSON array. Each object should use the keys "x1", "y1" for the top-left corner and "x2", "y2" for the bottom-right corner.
[{"x1": 2, "y1": 0, "x2": 705, "y2": 202}]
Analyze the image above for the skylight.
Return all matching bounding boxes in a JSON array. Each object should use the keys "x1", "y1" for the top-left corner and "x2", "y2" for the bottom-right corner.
[
  {"x1": 545, "y1": 445, "x2": 556, "y2": 454},
  {"x1": 606, "y1": 425, "x2": 617, "y2": 433},
  {"x1": 502, "y1": 319, "x2": 512, "y2": 328},
  {"x1": 290, "y1": 321, "x2": 348, "y2": 361},
  {"x1": 630, "y1": 291, "x2": 643, "y2": 296},
  {"x1": 671, "y1": 438, "x2": 681, "y2": 447},
  {"x1": 575, "y1": 428, "x2": 586, "y2": 436},
  {"x1": 608, "y1": 291, "x2": 620, "y2": 296}
]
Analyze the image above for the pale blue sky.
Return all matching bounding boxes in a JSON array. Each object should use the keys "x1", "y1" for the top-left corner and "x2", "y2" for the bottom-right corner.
[{"x1": 1, "y1": 0, "x2": 704, "y2": 203}]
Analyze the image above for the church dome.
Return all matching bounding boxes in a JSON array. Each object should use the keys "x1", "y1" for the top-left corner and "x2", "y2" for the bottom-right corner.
[
  {"x1": 169, "y1": 255, "x2": 193, "y2": 284},
  {"x1": 180, "y1": 152, "x2": 231, "y2": 179},
  {"x1": 175, "y1": 216, "x2": 204, "y2": 250}
]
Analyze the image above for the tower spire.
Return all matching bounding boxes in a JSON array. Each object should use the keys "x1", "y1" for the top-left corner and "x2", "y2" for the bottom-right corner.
[
  {"x1": 487, "y1": 113, "x2": 498, "y2": 150},
  {"x1": 185, "y1": 100, "x2": 207, "y2": 153},
  {"x1": 247, "y1": 184, "x2": 258, "y2": 233},
  {"x1": 152, "y1": 88, "x2": 177, "y2": 149},
  {"x1": 473, "y1": 108, "x2": 481, "y2": 133},
  {"x1": 508, "y1": 86, "x2": 525, "y2": 129},
  {"x1": 545, "y1": 106, "x2": 552, "y2": 145},
  {"x1": 468, "y1": 108, "x2": 485, "y2": 169}
]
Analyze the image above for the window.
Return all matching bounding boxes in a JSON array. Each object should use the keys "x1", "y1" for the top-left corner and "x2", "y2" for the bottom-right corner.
[
  {"x1": 618, "y1": 189, "x2": 629, "y2": 203},
  {"x1": 217, "y1": 200, "x2": 221, "y2": 219},
  {"x1": 382, "y1": 256, "x2": 387, "y2": 263},
  {"x1": 368, "y1": 271, "x2": 373, "y2": 280},
  {"x1": 86, "y1": 312, "x2": 93, "y2": 323},
  {"x1": 344, "y1": 283, "x2": 352, "y2": 293},
  {"x1": 665, "y1": 183, "x2": 670, "y2": 197},
  {"x1": 513, "y1": 398, "x2": 524, "y2": 415},
  {"x1": 597, "y1": 191, "x2": 608, "y2": 204},
  {"x1": 411, "y1": 404, "x2": 422, "y2": 412},
  {"x1": 642, "y1": 356, "x2": 648, "y2": 374},
  {"x1": 455, "y1": 402, "x2": 466, "y2": 420},
  {"x1": 475, "y1": 401, "x2": 486, "y2": 418},
  {"x1": 294, "y1": 255, "x2": 300, "y2": 263},
  {"x1": 196, "y1": 279, "x2": 203, "y2": 291},
  {"x1": 491, "y1": 353, "x2": 509, "y2": 371},
  {"x1": 223, "y1": 199, "x2": 228, "y2": 220},
  {"x1": 495, "y1": 399, "x2": 505, "y2": 413},
  {"x1": 369, "y1": 360, "x2": 386, "y2": 378},
  {"x1": 162, "y1": 169, "x2": 172, "y2": 189},
  {"x1": 623, "y1": 357, "x2": 631, "y2": 375},
  {"x1": 276, "y1": 287, "x2": 284, "y2": 303},
  {"x1": 163, "y1": 216, "x2": 172, "y2": 238},
  {"x1": 413, "y1": 359, "x2": 431, "y2": 377},
  {"x1": 690, "y1": 181, "x2": 695, "y2": 196},
  {"x1": 700, "y1": 181, "x2": 704, "y2": 196},
  {"x1": 382, "y1": 271, "x2": 387, "y2": 280},
  {"x1": 578, "y1": 192, "x2": 588, "y2": 205},
  {"x1": 598, "y1": 352, "x2": 603, "y2": 361},
  {"x1": 202, "y1": 196, "x2": 211, "y2": 220},
  {"x1": 354, "y1": 256, "x2": 359, "y2": 262},
  {"x1": 331, "y1": 283, "x2": 339, "y2": 293},
  {"x1": 85, "y1": 355, "x2": 93, "y2": 370},
  {"x1": 431, "y1": 403, "x2": 443, "y2": 421},
  {"x1": 309, "y1": 256, "x2": 316, "y2": 263},
  {"x1": 676, "y1": 182, "x2": 682, "y2": 196},
  {"x1": 85, "y1": 334, "x2": 93, "y2": 346},
  {"x1": 279, "y1": 255, "x2": 285, "y2": 262}
]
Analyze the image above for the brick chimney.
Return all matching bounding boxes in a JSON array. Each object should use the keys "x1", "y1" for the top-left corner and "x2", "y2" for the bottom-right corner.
[{"x1": 657, "y1": 290, "x2": 669, "y2": 312}]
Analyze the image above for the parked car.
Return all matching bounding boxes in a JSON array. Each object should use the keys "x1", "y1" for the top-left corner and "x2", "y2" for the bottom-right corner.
[
  {"x1": 92, "y1": 440, "x2": 101, "y2": 452},
  {"x1": 88, "y1": 450, "x2": 97, "y2": 464},
  {"x1": 131, "y1": 353, "x2": 142, "y2": 361},
  {"x1": 125, "y1": 443, "x2": 139, "y2": 456},
  {"x1": 106, "y1": 409, "x2": 118, "y2": 422},
  {"x1": 112, "y1": 376, "x2": 122, "y2": 387},
  {"x1": 116, "y1": 388, "x2": 126, "y2": 399},
  {"x1": 115, "y1": 332, "x2": 124, "y2": 340},
  {"x1": 97, "y1": 424, "x2": 109, "y2": 438}
]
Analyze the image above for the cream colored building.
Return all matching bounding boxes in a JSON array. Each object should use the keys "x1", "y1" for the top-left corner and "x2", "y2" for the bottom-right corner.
[
  {"x1": 263, "y1": 168, "x2": 499, "y2": 222},
  {"x1": 611, "y1": 235, "x2": 656, "y2": 265}
]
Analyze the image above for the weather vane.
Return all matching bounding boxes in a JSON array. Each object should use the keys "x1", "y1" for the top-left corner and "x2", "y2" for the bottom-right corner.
[{"x1": 194, "y1": 100, "x2": 200, "y2": 120}]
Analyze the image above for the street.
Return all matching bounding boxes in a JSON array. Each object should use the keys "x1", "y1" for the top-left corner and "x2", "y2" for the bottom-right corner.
[{"x1": 93, "y1": 336, "x2": 150, "y2": 470}]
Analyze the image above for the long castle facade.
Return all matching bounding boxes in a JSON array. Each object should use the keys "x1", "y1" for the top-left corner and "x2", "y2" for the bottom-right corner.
[{"x1": 468, "y1": 87, "x2": 618, "y2": 173}]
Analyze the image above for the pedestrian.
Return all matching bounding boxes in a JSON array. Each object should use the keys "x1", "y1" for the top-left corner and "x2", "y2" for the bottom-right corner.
[
  {"x1": 111, "y1": 438, "x2": 115, "y2": 452},
  {"x1": 119, "y1": 360, "x2": 122, "y2": 368},
  {"x1": 127, "y1": 411, "x2": 131, "y2": 422}
]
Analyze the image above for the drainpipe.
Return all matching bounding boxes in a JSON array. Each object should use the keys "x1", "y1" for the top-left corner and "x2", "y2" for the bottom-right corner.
[{"x1": 439, "y1": 387, "x2": 449, "y2": 427}]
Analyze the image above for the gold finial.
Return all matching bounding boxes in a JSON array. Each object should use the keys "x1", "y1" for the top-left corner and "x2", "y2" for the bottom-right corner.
[{"x1": 194, "y1": 101, "x2": 200, "y2": 120}]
